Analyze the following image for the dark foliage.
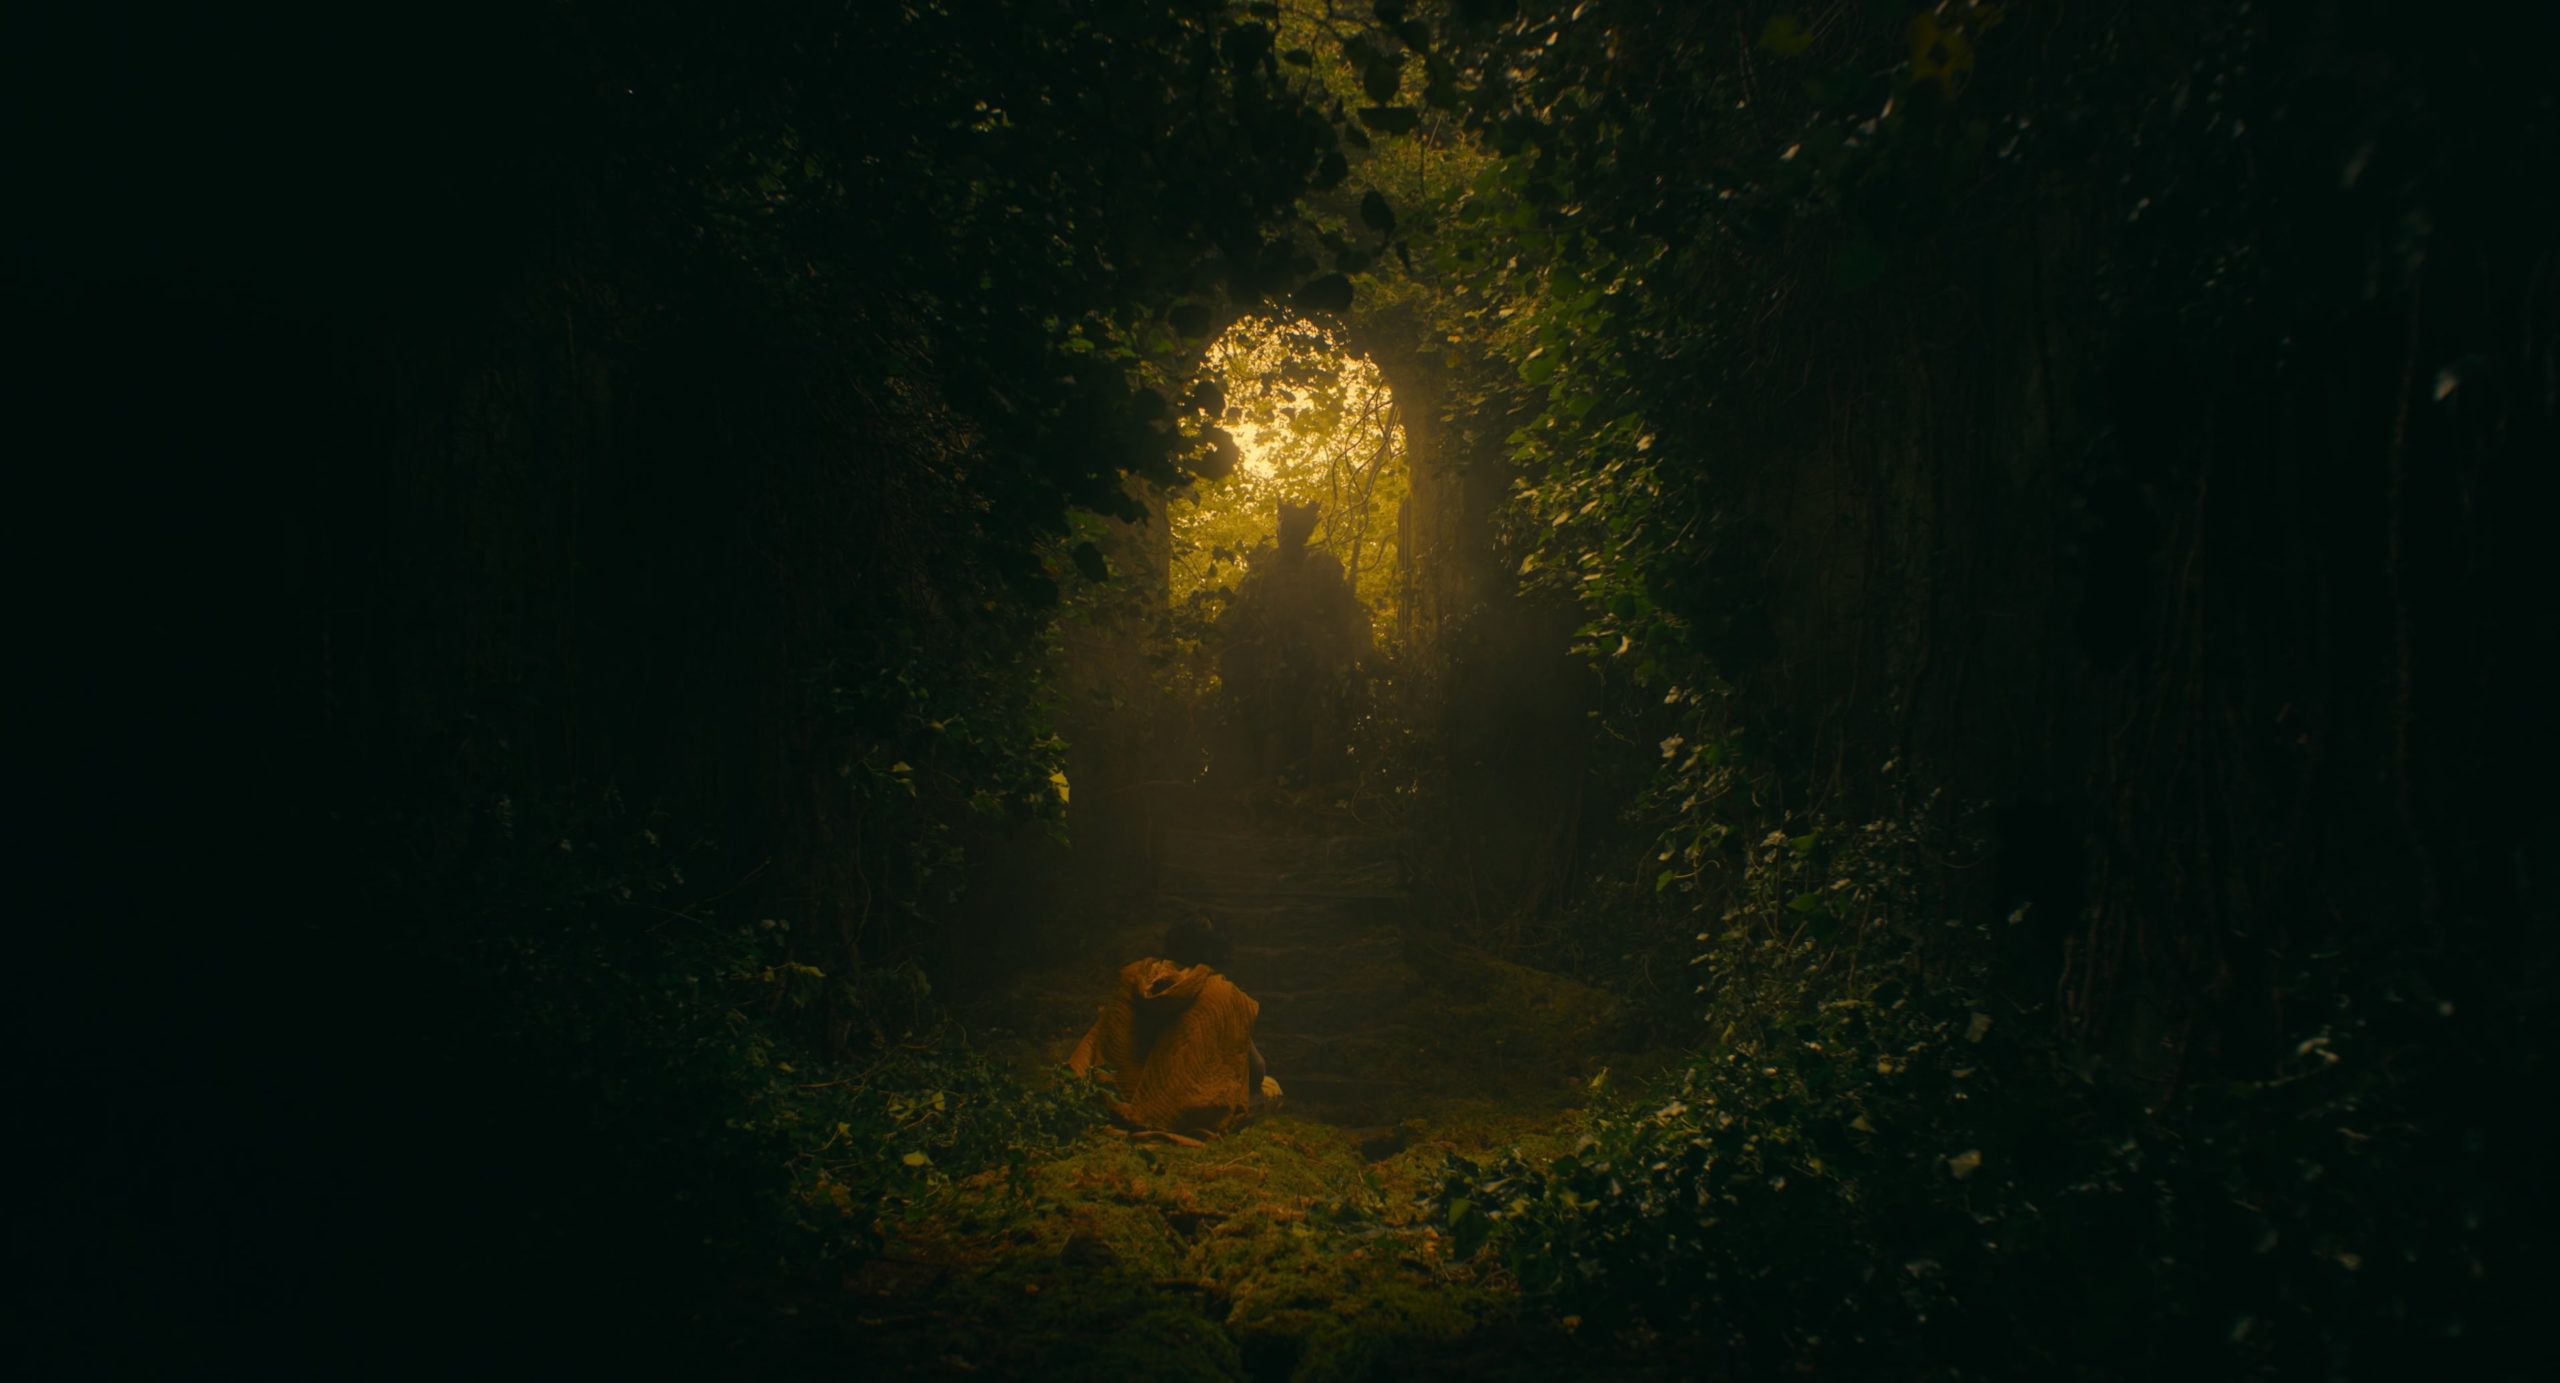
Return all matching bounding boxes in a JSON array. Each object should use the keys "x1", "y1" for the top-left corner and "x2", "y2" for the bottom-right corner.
[
  {"x1": 1409, "y1": 1, "x2": 2554, "y2": 1375},
  {"x1": 9, "y1": 0, "x2": 2551, "y2": 1376},
  {"x1": 11, "y1": 0, "x2": 1351, "y2": 1369}
]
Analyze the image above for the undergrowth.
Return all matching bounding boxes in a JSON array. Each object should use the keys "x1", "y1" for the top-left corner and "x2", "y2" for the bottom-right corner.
[
  {"x1": 413, "y1": 782, "x2": 1111, "y2": 1275},
  {"x1": 835, "y1": 1113, "x2": 1599, "y2": 1381},
  {"x1": 1426, "y1": 781, "x2": 2525, "y2": 1378}
]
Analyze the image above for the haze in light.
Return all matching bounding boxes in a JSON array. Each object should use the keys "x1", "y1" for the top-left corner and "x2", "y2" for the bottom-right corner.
[{"x1": 1171, "y1": 316, "x2": 1409, "y2": 644}]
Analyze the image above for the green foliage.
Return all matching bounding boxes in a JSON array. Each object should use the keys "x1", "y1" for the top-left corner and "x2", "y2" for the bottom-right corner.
[
  {"x1": 1428, "y1": 790, "x2": 2518, "y2": 1376},
  {"x1": 670, "y1": 1, "x2": 1369, "y2": 530},
  {"x1": 66, "y1": 0, "x2": 2540, "y2": 1367},
  {"x1": 819, "y1": 625, "x2": 1073, "y2": 942},
  {"x1": 423, "y1": 781, "x2": 1110, "y2": 1272},
  {"x1": 1397, "y1": 2, "x2": 2073, "y2": 687},
  {"x1": 835, "y1": 1114, "x2": 1527, "y2": 1379},
  {"x1": 776, "y1": 1041, "x2": 1112, "y2": 1261},
  {"x1": 1376, "y1": 4, "x2": 2552, "y2": 1370}
]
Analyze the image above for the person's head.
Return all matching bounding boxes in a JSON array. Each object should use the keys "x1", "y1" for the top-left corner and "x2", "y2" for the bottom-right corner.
[
  {"x1": 1276, "y1": 500, "x2": 1320, "y2": 554},
  {"x1": 1162, "y1": 909, "x2": 1233, "y2": 970}
]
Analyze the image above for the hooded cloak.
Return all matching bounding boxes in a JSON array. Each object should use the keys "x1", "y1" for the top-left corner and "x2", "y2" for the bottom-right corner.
[{"x1": 1068, "y1": 958, "x2": 1263, "y2": 1135}]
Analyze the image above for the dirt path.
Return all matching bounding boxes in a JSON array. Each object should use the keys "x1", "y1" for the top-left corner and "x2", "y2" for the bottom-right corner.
[
  {"x1": 1156, "y1": 826, "x2": 1416, "y2": 1127},
  {"x1": 812, "y1": 812, "x2": 1674, "y2": 1379},
  {"x1": 982, "y1": 807, "x2": 1654, "y2": 1138}
]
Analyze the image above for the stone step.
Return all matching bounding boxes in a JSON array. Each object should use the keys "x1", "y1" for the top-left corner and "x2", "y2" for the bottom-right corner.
[
  {"x1": 1232, "y1": 935, "x2": 1400, "y2": 958},
  {"x1": 1230, "y1": 952, "x2": 1408, "y2": 995},
  {"x1": 1253, "y1": 997, "x2": 1411, "y2": 1038},
  {"x1": 1158, "y1": 879, "x2": 1404, "y2": 903},
  {"x1": 1243, "y1": 977, "x2": 1412, "y2": 1007},
  {"x1": 1256, "y1": 1029, "x2": 1415, "y2": 1071},
  {"x1": 1154, "y1": 827, "x2": 1414, "y2": 1126},
  {"x1": 1160, "y1": 829, "x2": 1405, "y2": 866},
  {"x1": 1158, "y1": 833, "x2": 1408, "y2": 901}
]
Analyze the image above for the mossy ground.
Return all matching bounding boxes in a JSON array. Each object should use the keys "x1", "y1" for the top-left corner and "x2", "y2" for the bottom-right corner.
[
  {"x1": 845, "y1": 1117, "x2": 1486, "y2": 1378},
  {"x1": 815, "y1": 901, "x2": 1679, "y2": 1380},
  {"x1": 970, "y1": 903, "x2": 1672, "y2": 1124}
]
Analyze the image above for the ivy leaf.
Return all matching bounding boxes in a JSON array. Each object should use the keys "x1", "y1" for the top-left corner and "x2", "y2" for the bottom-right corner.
[
  {"x1": 1449, "y1": 1197, "x2": 1492, "y2": 1258},
  {"x1": 902, "y1": 1151, "x2": 932, "y2": 1168},
  {"x1": 1358, "y1": 106, "x2": 1421, "y2": 135},
  {"x1": 1294, "y1": 272, "x2": 1355, "y2": 314},
  {"x1": 1907, "y1": 13, "x2": 1976, "y2": 95},
  {"x1": 1362, "y1": 55, "x2": 1402, "y2": 103},
  {"x1": 1071, "y1": 541, "x2": 1110, "y2": 582},
  {"x1": 1758, "y1": 15, "x2": 1815, "y2": 57},
  {"x1": 1169, "y1": 302, "x2": 1217, "y2": 338},
  {"x1": 1360, "y1": 189, "x2": 1397, "y2": 233},
  {"x1": 1221, "y1": 22, "x2": 1274, "y2": 66},
  {"x1": 1188, "y1": 430, "x2": 1241, "y2": 481}
]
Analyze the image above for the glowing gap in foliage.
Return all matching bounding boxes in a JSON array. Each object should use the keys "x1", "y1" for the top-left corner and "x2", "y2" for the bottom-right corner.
[{"x1": 1169, "y1": 314, "x2": 1408, "y2": 646}]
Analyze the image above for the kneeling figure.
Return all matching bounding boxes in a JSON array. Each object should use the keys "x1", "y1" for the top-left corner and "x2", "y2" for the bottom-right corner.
[{"x1": 1068, "y1": 917, "x2": 1278, "y2": 1136}]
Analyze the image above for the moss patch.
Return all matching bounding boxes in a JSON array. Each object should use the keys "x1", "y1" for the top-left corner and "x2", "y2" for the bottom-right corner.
[
  {"x1": 893, "y1": 873, "x2": 1682, "y2": 1377},
  {"x1": 839, "y1": 1113, "x2": 1589, "y2": 1378}
]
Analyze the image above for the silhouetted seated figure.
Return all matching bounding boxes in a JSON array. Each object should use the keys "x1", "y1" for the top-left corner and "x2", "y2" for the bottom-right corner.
[
  {"x1": 1068, "y1": 913, "x2": 1278, "y2": 1140},
  {"x1": 1215, "y1": 501, "x2": 1371, "y2": 787}
]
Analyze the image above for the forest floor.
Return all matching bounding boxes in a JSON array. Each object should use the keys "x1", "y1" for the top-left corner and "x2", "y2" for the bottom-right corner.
[{"x1": 806, "y1": 798, "x2": 1680, "y2": 1380}]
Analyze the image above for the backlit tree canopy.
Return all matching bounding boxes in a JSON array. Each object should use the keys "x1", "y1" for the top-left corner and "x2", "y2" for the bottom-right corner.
[{"x1": 1170, "y1": 316, "x2": 1408, "y2": 646}]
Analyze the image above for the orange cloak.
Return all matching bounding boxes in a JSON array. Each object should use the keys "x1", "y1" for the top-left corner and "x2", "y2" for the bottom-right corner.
[{"x1": 1068, "y1": 958, "x2": 1262, "y2": 1135}]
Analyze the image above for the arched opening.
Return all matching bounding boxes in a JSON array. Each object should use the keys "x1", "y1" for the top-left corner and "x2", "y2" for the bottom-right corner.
[
  {"x1": 1170, "y1": 314, "x2": 1408, "y2": 646},
  {"x1": 77, "y1": 5, "x2": 2540, "y2": 1371},
  {"x1": 1160, "y1": 313, "x2": 1411, "y2": 799}
]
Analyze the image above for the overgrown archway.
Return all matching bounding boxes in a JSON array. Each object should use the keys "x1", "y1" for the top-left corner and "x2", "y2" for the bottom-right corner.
[
  {"x1": 59, "y1": 0, "x2": 2549, "y2": 1373},
  {"x1": 1170, "y1": 313, "x2": 1408, "y2": 647},
  {"x1": 1155, "y1": 314, "x2": 1414, "y2": 804}
]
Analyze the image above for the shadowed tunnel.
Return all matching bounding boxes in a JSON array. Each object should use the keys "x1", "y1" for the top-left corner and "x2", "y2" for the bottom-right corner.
[{"x1": 10, "y1": 2, "x2": 2555, "y2": 1378}]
